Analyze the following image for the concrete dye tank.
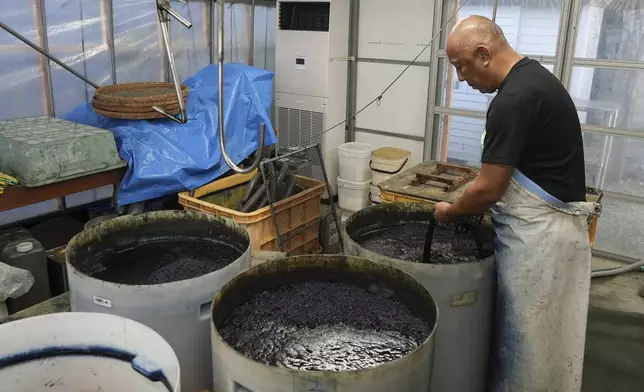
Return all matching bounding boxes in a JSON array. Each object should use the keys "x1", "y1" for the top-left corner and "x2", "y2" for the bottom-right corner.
[
  {"x1": 210, "y1": 255, "x2": 439, "y2": 392},
  {"x1": 342, "y1": 203, "x2": 496, "y2": 392},
  {"x1": 66, "y1": 210, "x2": 252, "y2": 392}
]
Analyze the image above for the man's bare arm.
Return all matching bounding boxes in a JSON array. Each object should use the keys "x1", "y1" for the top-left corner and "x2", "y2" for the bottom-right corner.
[{"x1": 436, "y1": 163, "x2": 513, "y2": 220}]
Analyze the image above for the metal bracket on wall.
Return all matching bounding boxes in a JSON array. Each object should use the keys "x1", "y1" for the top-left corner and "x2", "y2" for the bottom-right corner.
[{"x1": 155, "y1": 0, "x2": 192, "y2": 124}]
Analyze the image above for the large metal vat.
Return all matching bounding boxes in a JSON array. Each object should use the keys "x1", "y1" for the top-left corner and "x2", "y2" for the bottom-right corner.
[
  {"x1": 66, "y1": 210, "x2": 252, "y2": 392},
  {"x1": 342, "y1": 203, "x2": 496, "y2": 392},
  {"x1": 210, "y1": 255, "x2": 439, "y2": 392}
]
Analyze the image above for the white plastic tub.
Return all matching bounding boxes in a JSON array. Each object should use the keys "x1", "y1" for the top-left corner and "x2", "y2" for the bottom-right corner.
[
  {"x1": 370, "y1": 184, "x2": 382, "y2": 204},
  {"x1": 337, "y1": 176, "x2": 371, "y2": 212},
  {"x1": 371, "y1": 147, "x2": 411, "y2": 185},
  {"x1": 0, "y1": 312, "x2": 181, "y2": 392},
  {"x1": 338, "y1": 142, "x2": 374, "y2": 182}
]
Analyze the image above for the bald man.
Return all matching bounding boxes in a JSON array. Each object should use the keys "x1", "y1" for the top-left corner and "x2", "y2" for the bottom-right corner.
[{"x1": 433, "y1": 16, "x2": 599, "y2": 392}]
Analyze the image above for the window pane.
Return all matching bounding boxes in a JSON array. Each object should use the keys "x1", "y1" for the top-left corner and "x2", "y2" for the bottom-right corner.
[
  {"x1": 437, "y1": 57, "x2": 554, "y2": 111},
  {"x1": 570, "y1": 66, "x2": 644, "y2": 132},
  {"x1": 0, "y1": 1, "x2": 49, "y2": 120},
  {"x1": 593, "y1": 196, "x2": 644, "y2": 258},
  {"x1": 583, "y1": 132, "x2": 644, "y2": 198},
  {"x1": 440, "y1": 0, "x2": 562, "y2": 56},
  {"x1": 438, "y1": 114, "x2": 486, "y2": 166},
  {"x1": 574, "y1": 0, "x2": 644, "y2": 62}
]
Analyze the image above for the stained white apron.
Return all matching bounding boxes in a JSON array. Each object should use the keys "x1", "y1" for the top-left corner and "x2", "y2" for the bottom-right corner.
[{"x1": 488, "y1": 169, "x2": 600, "y2": 392}]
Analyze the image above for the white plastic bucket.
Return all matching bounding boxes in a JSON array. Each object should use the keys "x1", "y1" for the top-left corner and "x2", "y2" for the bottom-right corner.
[
  {"x1": 370, "y1": 147, "x2": 411, "y2": 185},
  {"x1": 337, "y1": 177, "x2": 371, "y2": 212},
  {"x1": 0, "y1": 312, "x2": 181, "y2": 392},
  {"x1": 370, "y1": 184, "x2": 382, "y2": 205},
  {"x1": 338, "y1": 142, "x2": 374, "y2": 182}
]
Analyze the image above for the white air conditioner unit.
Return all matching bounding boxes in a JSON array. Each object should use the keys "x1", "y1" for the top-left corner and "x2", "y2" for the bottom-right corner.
[{"x1": 274, "y1": 0, "x2": 350, "y2": 193}]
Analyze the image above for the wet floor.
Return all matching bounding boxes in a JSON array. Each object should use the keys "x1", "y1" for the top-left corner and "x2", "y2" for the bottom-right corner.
[
  {"x1": 76, "y1": 238, "x2": 242, "y2": 285},
  {"x1": 219, "y1": 281, "x2": 430, "y2": 372},
  {"x1": 354, "y1": 221, "x2": 487, "y2": 264}
]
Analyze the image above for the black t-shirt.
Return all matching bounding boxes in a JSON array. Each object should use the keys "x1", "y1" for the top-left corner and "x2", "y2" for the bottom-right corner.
[{"x1": 482, "y1": 57, "x2": 586, "y2": 202}]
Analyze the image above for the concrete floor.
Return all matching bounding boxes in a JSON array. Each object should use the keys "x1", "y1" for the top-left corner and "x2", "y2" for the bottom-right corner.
[{"x1": 583, "y1": 257, "x2": 644, "y2": 392}]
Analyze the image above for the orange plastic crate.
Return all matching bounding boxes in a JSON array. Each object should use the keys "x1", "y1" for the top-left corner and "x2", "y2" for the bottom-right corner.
[{"x1": 178, "y1": 171, "x2": 325, "y2": 254}]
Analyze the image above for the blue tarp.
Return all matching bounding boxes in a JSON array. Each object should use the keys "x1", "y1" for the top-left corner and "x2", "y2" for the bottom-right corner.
[{"x1": 64, "y1": 63, "x2": 277, "y2": 206}]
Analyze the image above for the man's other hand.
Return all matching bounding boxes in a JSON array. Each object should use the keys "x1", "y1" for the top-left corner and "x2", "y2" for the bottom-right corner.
[{"x1": 433, "y1": 202, "x2": 455, "y2": 222}]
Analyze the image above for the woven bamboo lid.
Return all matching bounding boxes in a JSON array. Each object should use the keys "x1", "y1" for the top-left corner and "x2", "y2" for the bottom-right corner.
[
  {"x1": 93, "y1": 82, "x2": 189, "y2": 104},
  {"x1": 92, "y1": 98, "x2": 182, "y2": 114},
  {"x1": 92, "y1": 106, "x2": 179, "y2": 120}
]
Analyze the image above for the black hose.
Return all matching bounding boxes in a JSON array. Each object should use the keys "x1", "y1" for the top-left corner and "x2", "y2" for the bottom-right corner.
[
  {"x1": 266, "y1": 161, "x2": 278, "y2": 204},
  {"x1": 241, "y1": 171, "x2": 263, "y2": 205},
  {"x1": 282, "y1": 174, "x2": 297, "y2": 199},
  {"x1": 256, "y1": 193, "x2": 269, "y2": 209},
  {"x1": 276, "y1": 159, "x2": 289, "y2": 184},
  {"x1": 240, "y1": 183, "x2": 266, "y2": 212}
]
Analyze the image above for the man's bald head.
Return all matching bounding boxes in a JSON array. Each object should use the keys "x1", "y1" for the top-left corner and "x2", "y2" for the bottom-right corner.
[
  {"x1": 448, "y1": 15, "x2": 508, "y2": 53},
  {"x1": 445, "y1": 15, "x2": 522, "y2": 94}
]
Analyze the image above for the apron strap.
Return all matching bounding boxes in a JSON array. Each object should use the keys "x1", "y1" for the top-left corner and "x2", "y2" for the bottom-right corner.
[{"x1": 511, "y1": 169, "x2": 601, "y2": 217}]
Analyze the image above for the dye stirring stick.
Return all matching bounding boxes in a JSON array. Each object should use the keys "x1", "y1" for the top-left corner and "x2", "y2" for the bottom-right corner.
[{"x1": 422, "y1": 217, "x2": 436, "y2": 263}]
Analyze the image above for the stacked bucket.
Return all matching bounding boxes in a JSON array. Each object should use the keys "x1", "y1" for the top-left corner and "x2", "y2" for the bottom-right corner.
[
  {"x1": 369, "y1": 147, "x2": 411, "y2": 204},
  {"x1": 337, "y1": 143, "x2": 411, "y2": 211},
  {"x1": 337, "y1": 142, "x2": 374, "y2": 212}
]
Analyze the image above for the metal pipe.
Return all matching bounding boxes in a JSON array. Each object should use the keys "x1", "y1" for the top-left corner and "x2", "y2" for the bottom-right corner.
[
  {"x1": 159, "y1": 3, "x2": 193, "y2": 28},
  {"x1": 492, "y1": 0, "x2": 499, "y2": 22},
  {"x1": 249, "y1": 0, "x2": 255, "y2": 65},
  {"x1": 100, "y1": 0, "x2": 118, "y2": 84},
  {"x1": 347, "y1": 0, "x2": 359, "y2": 142},
  {"x1": 218, "y1": 0, "x2": 265, "y2": 174},
  {"x1": 0, "y1": 20, "x2": 100, "y2": 90},
  {"x1": 154, "y1": 2, "x2": 190, "y2": 123},
  {"x1": 32, "y1": 0, "x2": 55, "y2": 116}
]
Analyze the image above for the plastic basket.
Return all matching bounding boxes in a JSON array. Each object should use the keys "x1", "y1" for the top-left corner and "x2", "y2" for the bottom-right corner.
[{"x1": 178, "y1": 171, "x2": 325, "y2": 254}]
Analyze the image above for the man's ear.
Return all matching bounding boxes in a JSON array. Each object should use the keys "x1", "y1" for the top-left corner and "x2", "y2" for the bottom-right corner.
[{"x1": 476, "y1": 45, "x2": 491, "y2": 66}]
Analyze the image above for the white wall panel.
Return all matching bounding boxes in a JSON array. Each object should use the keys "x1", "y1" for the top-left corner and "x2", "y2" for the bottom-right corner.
[
  {"x1": 355, "y1": 62, "x2": 429, "y2": 137},
  {"x1": 357, "y1": 0, "x2": 433, "y2": 62}
]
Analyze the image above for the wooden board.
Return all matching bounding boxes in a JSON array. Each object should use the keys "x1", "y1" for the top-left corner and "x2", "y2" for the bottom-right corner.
[
  {"x1": 378, "y1": 160, "x2": 479, "y2": 203},
  {"x1": 0, "y1": 167, "x2": 124, "y2": 212}
]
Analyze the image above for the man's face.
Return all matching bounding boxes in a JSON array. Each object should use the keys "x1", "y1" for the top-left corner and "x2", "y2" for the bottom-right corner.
[{"x1": 447, "y1": 45, "x2": 497, "y2": 94}]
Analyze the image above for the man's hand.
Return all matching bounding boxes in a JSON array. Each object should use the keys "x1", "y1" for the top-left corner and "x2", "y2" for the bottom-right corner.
[
  {"x1": 432, "y1": 163, "x2": 512, "y2": 222},
  {"x1": 434, "y1": 202, "x2": 455, "y2": 222}
]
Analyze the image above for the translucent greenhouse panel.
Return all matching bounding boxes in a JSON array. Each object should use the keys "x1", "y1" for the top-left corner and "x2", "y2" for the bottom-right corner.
[
  {"x1": 46, "y1": 0, "x2": 114, "y2": 117},
  {"x1": 113, "y1": 0, "x2": 165, "y2": 83},
  {"x1": 252, "y1": 5, "x2": 276, "y2": 71},
  {"x1": 223, "y1": 1, "x2": 251, "y2": 64},
  {"x1": 0, "y1": 1, "x2": 50, "y2": 120},
  {"x1": 171, "y1": 0, "x2": 210, "y2": 81}
]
